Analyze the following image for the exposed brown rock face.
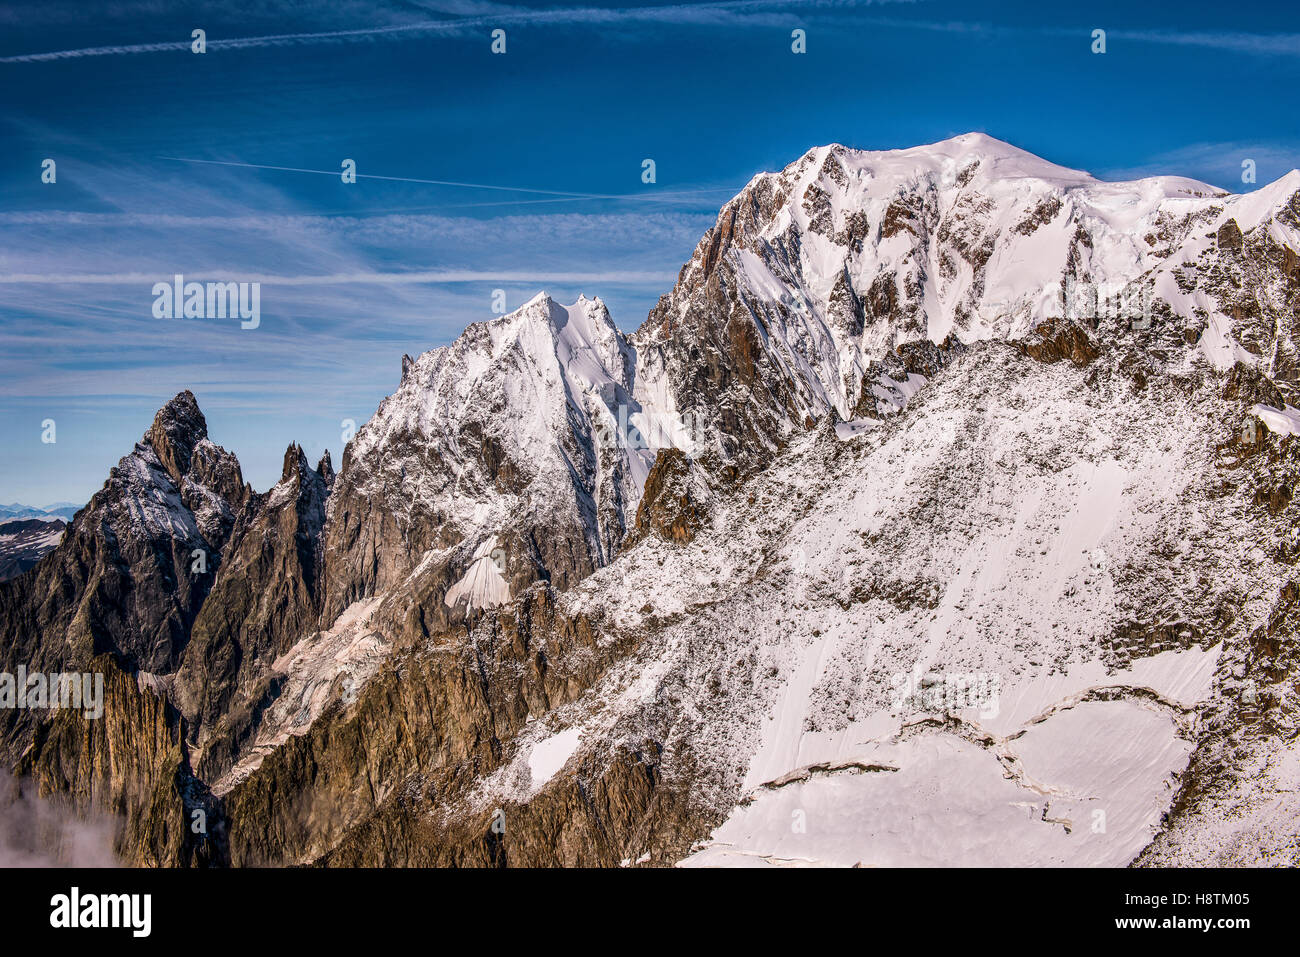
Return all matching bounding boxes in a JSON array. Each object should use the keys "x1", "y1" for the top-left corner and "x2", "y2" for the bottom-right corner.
[
  {"x1": 1217, "y1": 218, "x2": 1244, "y2": 253},
  {"x1": 1185, "y1": 193, "x2": 1300, "y2": 400},
  {"x1": 632, "y1": 449, "x2": 708, "y2": 545},
  {"x1": 852, "y1": 337, "x2": 966, "y2": 419},
  {"x1": 881, "y1": 196, "x2": 922, "y2": 239},
  {"x1": 172, "y1": 443, "x2": 332, "y2": 781},
  {"x1": 638, "y1": 278, "x2": 795, "y2": 481},
  {"x1": 316, "y1": 450, "x2": 335, "y2": 488},
  {"x1": 146, "y1": 391, "x2": 205, "y2": 485},
  {"x1": 319, "y1": 742, "x2": 695, "y2": 867},
  {"x1": 1223, "y1": 361, "x2": 1285, "y2": 408},
  {"x1": 218, "y1": 584, "x2": 653, "y2": 866},
  {"x1": 14, "y1": 656, "x2": 226, "y2": 867},
  {"x1": 1013, "y1": 195, "x2": 1063, "y2": 236},
  {"x1": 1017, "y1": 319, "x2": 1100, "y2": 367},
  {"x1": 894, "y1": 336, "x2": 966, "y2": 378},
  {"x1": 698, "y1": 206, "x2": 739, "y2": 285}
]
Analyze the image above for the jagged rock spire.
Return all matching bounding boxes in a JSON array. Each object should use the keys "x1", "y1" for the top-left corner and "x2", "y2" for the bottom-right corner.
[
  {"x1": 316, "y1": 450, "x2": 335, "y2": 488},
  {"x1": 146, "y1": 390, "x2": 208, "y2": 483},
  {"x1": 280, "y1": 442, "x2": 310, "y2": 483}
]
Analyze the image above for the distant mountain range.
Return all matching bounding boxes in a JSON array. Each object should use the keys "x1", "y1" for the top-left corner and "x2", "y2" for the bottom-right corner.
[
  {"x1": 0, "y1": 502, "x2": 81, "y2": 522},
  {"x1": 0, "y1": 504, "x2": 78, "y2": 581}
]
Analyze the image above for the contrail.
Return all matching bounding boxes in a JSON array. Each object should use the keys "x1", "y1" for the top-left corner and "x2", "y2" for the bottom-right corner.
[
  {"x1": 0, "y1": 18, "x2": 475, "y2": 63},
  {"x1": 3, "y1": 3, "x2": 1290, "y2": 64},
  {"x1": 158, "y1": 156, "x2": 741, "y2": 204},
  {"x1": 850, "y1": 15, "x2": 1300, "y2": 58},
  {"x1": 0, "y1": 0, "x2": 917, "y2": 63}
]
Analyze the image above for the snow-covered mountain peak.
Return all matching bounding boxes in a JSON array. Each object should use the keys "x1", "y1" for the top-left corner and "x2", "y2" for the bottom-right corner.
[
  {"x1": 792, "y1": 133, "x2": 1229, "y2": 201},
  {"x1": 507, "y1": 289, "x2": 609, "y2": 332},
  {"x1": 353, "y1": 292, "x2": 634, "y2": 463},
  {"x1": 322, "y1": 292, "x2": 653, "y2": 628},
  {"x1": 629, "y1": 136, "x2": 1300, "y2": 478},
  {"x1": 847, "y1": 132, "x2": 1097, "y2": 188},
  {"x1": 97, "y1": 394, "x2": 248, "y2": 548}
]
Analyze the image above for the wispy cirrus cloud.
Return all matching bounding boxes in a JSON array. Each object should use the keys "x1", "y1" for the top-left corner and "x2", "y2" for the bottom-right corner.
[
  {"x1": 0, "y1": 150, "x2": 705, "y2": 498},
  {"x1": 1099, "y1": 141, "x2": 1300, "y2": 189},
  {"x1": 0, "y1": 208, "x2": 715, "y2": 246},
  {"x1": 0, "y1": 0, "x2": 922, "y2": 62},
  {"x1": 835, "y1": 15, "x2": 1300, "y2": 59},
  {"x1": 0, "y1": 162, "x2": 693, "y2": 497},
  {"x1": 6, "y1": 3, "x2": 1291, "y2": 64},
  {"x1": 1103, "y1": 28, "x2": 1300, "y2": 57}
]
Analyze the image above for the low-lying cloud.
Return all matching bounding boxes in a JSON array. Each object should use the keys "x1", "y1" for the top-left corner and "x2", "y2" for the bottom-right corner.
[{"x1": 0, "y1": 771, "x2": 120, "y2": 867}]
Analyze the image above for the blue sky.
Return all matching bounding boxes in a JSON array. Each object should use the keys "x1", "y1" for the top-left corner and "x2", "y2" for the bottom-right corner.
[{"x1": 1, "y1": 0, "x2": 1297, "y2": 504}]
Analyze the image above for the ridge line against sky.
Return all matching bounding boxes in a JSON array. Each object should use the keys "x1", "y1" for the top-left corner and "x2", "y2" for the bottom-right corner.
[{"x1": 2, "y1": 0, "x2": 1297, "y2": 502}]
